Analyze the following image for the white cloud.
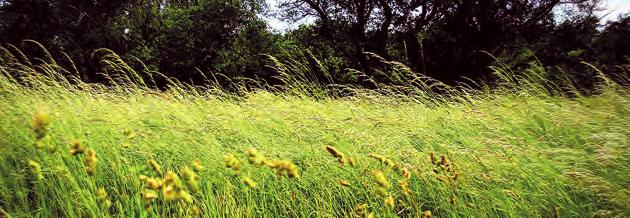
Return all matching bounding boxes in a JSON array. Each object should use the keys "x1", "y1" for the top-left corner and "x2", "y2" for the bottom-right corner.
[{"x1": 598, "y1": 0, "x2": 630, "y2": 23}]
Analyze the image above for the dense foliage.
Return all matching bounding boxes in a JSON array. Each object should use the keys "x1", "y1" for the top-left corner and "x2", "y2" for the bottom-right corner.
[{"x1": 0, "y1": 0, "x2": 628, "y2": 89}]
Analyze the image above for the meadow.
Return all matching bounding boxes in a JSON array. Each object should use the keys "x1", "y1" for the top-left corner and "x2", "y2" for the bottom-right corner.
[{"x1": 0, "y1": 46, "x2": 629, "y2": 217}]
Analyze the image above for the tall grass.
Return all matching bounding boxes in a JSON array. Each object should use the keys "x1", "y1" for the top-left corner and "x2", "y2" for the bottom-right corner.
[{"x1": 0, "y1": 42, "x2": 628, "y2": 217}]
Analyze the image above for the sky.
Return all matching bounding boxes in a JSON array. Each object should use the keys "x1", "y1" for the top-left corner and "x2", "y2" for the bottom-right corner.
[{"x1": 263, "y1": 0, "x2": 630, "y2": 31}]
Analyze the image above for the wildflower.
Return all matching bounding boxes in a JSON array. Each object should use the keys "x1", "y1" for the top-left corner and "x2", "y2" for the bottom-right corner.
[
  {"x1": 423, "y1": 210, "x2": 432, "y2": 218},
  {"x1": 429, "y1": 152, "x2": 437, "y2": 165},
  {"x1": 192, "y1": 159, "x2": 204, "y2": 172},
  {"x1": 31, "y1": 111, "x2": 50, "y2": 140},
  {"x1": 245, "y1": 148, "x2": 266, "y2": 166},
  {"x1": 242, "y1": 176, "x2": 257, "y2": 188},
  {"x1": 224, "y1": 154, "x2": 241, "y2": 172},
  {"x1": 148, "y1": 159, "x2": 162, "y2": 175},
  {"x1": 338, "y1": 180, "x2": 350, "y2": 187},
  {"x1": 372, "y1": 170, "x2": 390, "y2": 188},
  {"x1": 384, "y1": 195, "x2": 395, "y2": 209},
  {"x1": 69, "y1": 140, "x2": 85, "y2": 156},
  {"x1": 27, "y1": 160, "x2": 44, "y2": 181},
  {"x1": 85, "y1": 149, "x2": 97, "y2": 175}
]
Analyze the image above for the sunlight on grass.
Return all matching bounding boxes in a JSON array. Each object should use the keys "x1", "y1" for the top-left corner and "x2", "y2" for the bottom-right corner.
[{"x1": 0, "y1": 44, "x2": 628, "y2": 217}]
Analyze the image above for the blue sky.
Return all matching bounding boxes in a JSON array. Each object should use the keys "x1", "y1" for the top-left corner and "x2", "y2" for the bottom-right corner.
[{"x1": 263, "y1": 0, "x2": 630, "y2": 31}]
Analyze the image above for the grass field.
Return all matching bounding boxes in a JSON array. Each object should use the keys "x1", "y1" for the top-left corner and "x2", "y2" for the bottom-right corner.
[{"x1": 0, "y1": 48, "x2": 629, "y2": 217}]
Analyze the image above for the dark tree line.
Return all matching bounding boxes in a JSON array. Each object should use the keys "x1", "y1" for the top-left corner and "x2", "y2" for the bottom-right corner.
[{"x1": 0, "y1": 0, "x2": 628, "y2": 90}]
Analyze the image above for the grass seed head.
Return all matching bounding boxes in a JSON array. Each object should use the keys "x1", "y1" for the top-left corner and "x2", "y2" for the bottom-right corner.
[
  {"x1": 347, "y1": 157, "x2": 355, "y2": 167},
  {"x1": 423, "y1": 210, "x2": 432, "y2": 218},
  {"x1": 182, "y1": 167, "x2": 200, "y2": 193},
  {"x1": 266, "y1": 159, "x2": 299, "y2": 178},
  {"x1": 372, "y1": 170, "x2": 390, "y2": 188},
  {"x1": 85, "y1": 149, "x2": 97, "y2": 175},
  {"x1": 162, "y1": 185, "x2": 178, "y2": 201},
  {"x1": 191, "y1": 206, "x2": 201, "y2": 216},
  {"x1": 142, "y1": 190, "x2": 158, "y2": 200},
  {"x1": 69, "y1": 140, "x2": 85, "y2": 156},
  {"x1": 27, "y1": 160, "x2": 44, "y2": 181},
  {"x1": 326, "y1": 145, "x2": 345, "y2": 164},
  {"x1": 242, "y1": 176, "x2": 257, "y2": 188},
  {"x1": 31, "y1": 111, "x2": 50, "y2": 140},
  {"x1": 178, "y1": 190, "x2": 193, "y2": 203},
  {"x1": 354, "y1": 203, "x2": 368, "y2": 216},
  {"x1": 384, "y1": 195, "x2": 395, "y2": 209},
  {"x1": 339, "y1": 179, "x2": 350, "y2": 187},
  {"x1": 224, "y1": 154, "x2": 241, "y2": 172},
  {"x1": 96, "y1": 187, "x2": 112, "y2": 209},
  {"x1": 245, "y1": 148, "x2": 267, "y2": 166},
  {"x1": 145, "y1": 177, "x2": 163, "y2": 190},
  {"x1": 192, "y1": 159, "x2": 204, "y2": 172},
  {"x1": 148, "y1": 159, "x2": 162, "y2": 175}
]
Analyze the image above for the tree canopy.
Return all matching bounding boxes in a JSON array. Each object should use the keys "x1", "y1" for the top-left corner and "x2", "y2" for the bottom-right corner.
[{"x1": 0, "y1": 0, "x2": 627, "y2": 90}]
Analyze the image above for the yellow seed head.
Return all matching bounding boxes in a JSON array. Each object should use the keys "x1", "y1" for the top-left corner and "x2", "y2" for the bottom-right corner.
[
  {"x1": 145, "y1": 177, "x2": 163, "y2": 190},
  {"x1": 69, "y1": 140, "x2": 85, "y2": 156},
  {"x1": 242, "y1": 176, "x2": 257, "y2": 188},
  {"x1": 178, "y1": 190, "x2": 193, "y2": 203},
  {"x1": 85, "y1": 149, "x2": 97, "y2": 175},
  {"x1": 163, "y1": 171, "x2": 183, "y2": 189},
  {"x1": 338, "y1": 180, "x2": 350, "y2": 187},
  {"x1": 401, "y1": 167, "x2": 411, "y2": 180},
  {"x1": 423, "y1": 210, "x2": 432, "y2": 218},
  {"x1": 245, "y1": 148, "x2": 267, "y2": 166},
  {"x1": 142, "y1": 190, "x2": 158, "y2": 200},
  {"x1": 27, "y1": 160, "x2": 44, "y2": 181},
  {"x1": 266, "y1": 159, "x2": 299, "y2": 178},
  {"x1": 372, "y1": 170, "x2": 390, "y2": 188},
  {"x1": 192, "y1": 159, "x2": 204, "y2": 172},
  {"x1": 148, "y1": 159, "x2": 162, "y2": 175},
  {"x1": 325, "y1": 145, "x2": 342, "y2": 158},
  {"x1": 181, "y1": 166, "x2": 197, "y2": 181},
  {"x1": 354, "y1": 203, "x2": 368, "y2": 216},
  {"x1": 384, "y1": 195, "x2": 395, "y2": 209},
  {"x1": 224, "y1": 154, "x2": 241, "y2": 171},
  {"x1": 191, "y1": 206, "x2": 201, "y2": 216},
  {"x1": 162, "y1": 185, "x2": 177, "y2": 201},
  {"x1": 96, "y1": 187, "x2": 112, "y2": 209},
  {"x1": 31, "y1": 111, "x2": 50, "y2": 139},
  {"x1": 347, "y1": 157, "x2": 355, "y2": 167}
]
